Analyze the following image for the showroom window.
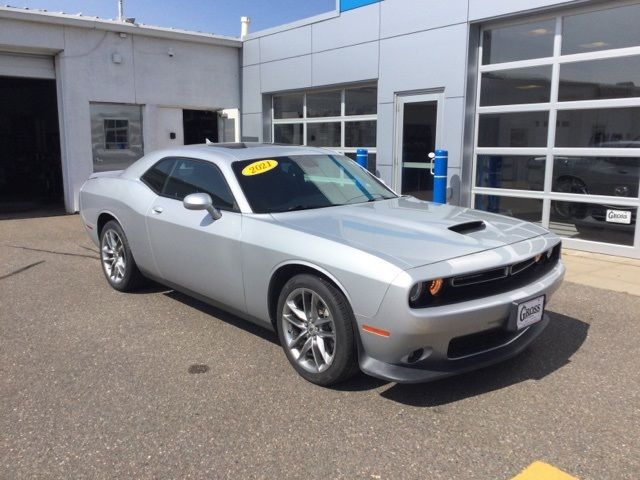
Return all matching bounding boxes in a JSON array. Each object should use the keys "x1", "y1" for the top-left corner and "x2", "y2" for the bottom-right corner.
[
  {"x1": 474, "y1": 2, "x2": 640, "y2": 255},
  {"x1": 90, "y1": 103, "x2": 144, "y2": 172},
  {"x1": 271, "y1": 85, "x2": 377, "y2": 173}
]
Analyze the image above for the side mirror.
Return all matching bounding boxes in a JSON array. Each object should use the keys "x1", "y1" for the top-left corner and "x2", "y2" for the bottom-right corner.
[{"x1": 183, "y1": 192, "x2": 222, "y2": 220}]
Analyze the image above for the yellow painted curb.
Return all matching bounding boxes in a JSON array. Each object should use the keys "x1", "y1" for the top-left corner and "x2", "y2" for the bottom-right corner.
[{"x1": 511, "y1": 461, "x2": 578, "y2": 480}]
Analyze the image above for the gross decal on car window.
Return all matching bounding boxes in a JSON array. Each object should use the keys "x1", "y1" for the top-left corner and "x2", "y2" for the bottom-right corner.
[{"x1": 242, "y1": 159, "x2": 278, "y2": 176}]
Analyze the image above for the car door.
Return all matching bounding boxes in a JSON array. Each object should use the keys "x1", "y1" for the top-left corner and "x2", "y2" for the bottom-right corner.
[{"x1": 144, "y1": 157, "x2": 245, "y2": 311}]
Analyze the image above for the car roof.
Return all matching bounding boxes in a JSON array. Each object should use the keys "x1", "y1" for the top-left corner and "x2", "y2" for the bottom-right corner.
[
  {"x1": 120, "y1": 143, "x2": 340, "y2": 180},
  {"x1": 160, "y1": 143, "x2": 334, "y2": 163}
]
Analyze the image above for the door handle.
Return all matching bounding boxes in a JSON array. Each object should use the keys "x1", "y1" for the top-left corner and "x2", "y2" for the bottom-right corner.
[{"x1": 152, "y1": 206, "x2": 163, "y2": 214}]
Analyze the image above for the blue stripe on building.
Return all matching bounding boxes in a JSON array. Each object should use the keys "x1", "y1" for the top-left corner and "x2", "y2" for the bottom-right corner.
[{"x1": 340, "y1": 0, "x2": 381, "y2": 13}]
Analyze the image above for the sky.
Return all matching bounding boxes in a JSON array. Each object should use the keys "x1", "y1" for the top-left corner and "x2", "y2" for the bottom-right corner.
[{"x1": 9, "y1": 0, "x2": 337, "y2": 36}]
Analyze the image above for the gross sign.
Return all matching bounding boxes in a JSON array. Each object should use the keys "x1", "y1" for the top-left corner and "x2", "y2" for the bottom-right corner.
[{"x1": 606, "y1": 209, "x2": 632, "y2": 224}]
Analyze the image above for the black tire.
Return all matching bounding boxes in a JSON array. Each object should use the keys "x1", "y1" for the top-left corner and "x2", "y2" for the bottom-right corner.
[
  {"x1": 99, "y1": 220, "x2": 146, "y2": 292},
  {"x1": 276, "y1": 273, "x2": 359, "y2": 386}
]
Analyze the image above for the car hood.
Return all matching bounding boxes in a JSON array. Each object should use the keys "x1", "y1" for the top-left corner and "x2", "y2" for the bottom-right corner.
[{"x1": 270, "y1": 197, "x2": 549, "y2": 269}]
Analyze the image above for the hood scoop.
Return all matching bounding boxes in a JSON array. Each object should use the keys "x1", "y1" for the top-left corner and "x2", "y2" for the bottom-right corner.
[{"x1": 448, "y1": 220, "x2": 486, "y2": 235}]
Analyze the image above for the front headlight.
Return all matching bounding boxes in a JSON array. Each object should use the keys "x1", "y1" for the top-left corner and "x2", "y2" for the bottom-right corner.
[
  {"x1": 409, "y1": 282, "x2": 424, "y2": 303},
  {"x1": 409, "y1": 278, "x2": 445, "y2": 307}
]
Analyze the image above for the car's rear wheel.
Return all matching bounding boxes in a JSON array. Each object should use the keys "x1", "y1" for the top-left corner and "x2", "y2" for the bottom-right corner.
[
  {"x1": 276, "y1": 274, "x2": 359, "y2": 386},
  {"x1": 100, "y1": 220, "x2": 145, "y2": 292}
]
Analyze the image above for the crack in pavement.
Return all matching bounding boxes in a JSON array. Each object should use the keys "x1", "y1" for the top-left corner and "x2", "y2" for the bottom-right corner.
[
  {"x1": 78, "y1": 244, "x2": 100, "y2": 254},
  {"x1": 8, "y1": 245, "x2": 98, "y2": 259},
  {"x1": 0, "y1": 260, "x2": 45, "y2": 281}
]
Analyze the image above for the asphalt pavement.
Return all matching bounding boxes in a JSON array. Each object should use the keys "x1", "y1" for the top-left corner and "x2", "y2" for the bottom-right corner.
[{"x1": 1, "y1": 214, "x2": 638, "y2": 479}]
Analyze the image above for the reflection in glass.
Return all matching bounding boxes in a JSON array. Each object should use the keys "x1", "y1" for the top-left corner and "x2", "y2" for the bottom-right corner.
[
  {"x1": 90, "y1": 103, "x2": 143, "y2": 172},
  {"x1": 550, "y1": 201, "x2": 636, "y2": 246},
  {"x1": 555, "y1": 107, "x2": 640, "y2": 148},
  {"x1": 274, "y1": 123, "x2": 303, "y2": 144},
  {"x1": 307, "y1": 90, "x2": 341, "y2": 117},
  {"x1": 307, "y1": 122, "x2": 341, "y2": 147},
  {"x1": 400, "y1": 102, "x2": 436, "y2": 201},
  {"x1": 345, "y1": 86, "x2": 377, "y2": 115},
  {"x1": 345, "y1": 121, "x2": 376, "y2": 147},
  {"x1": 478, "y1": 111, "x2": 549, "y2": 148},
  {"x1": 474, "y1": 194, "x2": 543, "y2": 223},
  {"x1": 344, "y1": 152, "x2": 377, "y2": 174},
  {"x1": 273, "y1": 93, "x2": 303, "y2": 119},
  {"x1": 559, "y1": 56, "x2": 640, "y2": 101},
  {"x1": 482, "y1": 19, "x2": 555, "y2": 65},
  {"x1": 552, "y1": 157, "x2": 640, "y2": 198},
  {"x1": 481, "y1": 66, "x2": 552, "y2": 106},
  {"x1": 562, "y1": 3, "x2": 640, "y2": 55},
  {"x1": 476, "y1": 155, "x2": 545, "y2": 190}
]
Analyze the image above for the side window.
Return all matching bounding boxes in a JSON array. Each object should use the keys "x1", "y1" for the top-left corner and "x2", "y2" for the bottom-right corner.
[
  {"x1": 163, "y1": 158, "x2": 237, "y2": 211},
  {"x1": 141, "y1": 158, "x2": 176, "y2": 194}
]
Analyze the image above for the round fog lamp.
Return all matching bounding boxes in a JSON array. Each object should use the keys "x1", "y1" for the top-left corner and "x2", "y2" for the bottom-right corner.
[{"x1": 428, "y1": 278, "x2": 444, "y2": 296}]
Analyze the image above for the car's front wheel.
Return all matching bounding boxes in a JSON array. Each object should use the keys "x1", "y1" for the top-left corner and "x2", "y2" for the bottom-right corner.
[
  {"x1": 276, "y1": 274, "x2": 359, "y2": 386},
  {"x1": 100, "y1": 220, "x2": 145, "y2": 292}
]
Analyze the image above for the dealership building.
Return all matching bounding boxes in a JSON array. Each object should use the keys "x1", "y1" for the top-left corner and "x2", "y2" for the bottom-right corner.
[{"x1": 1, "y1": 0, "x2": 640, "y2": 258}]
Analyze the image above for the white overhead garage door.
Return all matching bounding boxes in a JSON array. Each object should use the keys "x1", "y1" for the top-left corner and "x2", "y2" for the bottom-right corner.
[{"x1": 0, "y1": 51, "x2": 55, "y2": 79}]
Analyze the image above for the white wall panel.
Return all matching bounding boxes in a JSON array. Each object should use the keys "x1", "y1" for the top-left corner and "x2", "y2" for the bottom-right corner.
[
  {"x1": 312, "y1": 42, "x2": 378, "y2": 86},
  {"x1": 469, "y1": 0, "x2": 580, "y2": 21},
  {"x1": 312, "y1": 3, "x2": 379, "y2": 52},
  {"x1": 380, "y1": 0, "x2": 467, "y2": 38},
  {"x1": 242, "y1": 38, "x2": 260, "y2": 66},
  {"x1": 261, "y1": 55, "x2": 312, "y2": 92},
  {"x1": 242, "y1": 65, "x2": 262, "y2": 114},
  {"x1": 260, "y1": 26, "x2": 311, "y2": 63},
  {"x1": 378, "y1": 23, "x2": 468, "y2": 103}
]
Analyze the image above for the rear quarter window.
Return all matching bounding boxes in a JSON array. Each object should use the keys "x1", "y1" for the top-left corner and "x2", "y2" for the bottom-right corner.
[{"x1": 141, "y1": 158, "x2": 175, "y2": 193}]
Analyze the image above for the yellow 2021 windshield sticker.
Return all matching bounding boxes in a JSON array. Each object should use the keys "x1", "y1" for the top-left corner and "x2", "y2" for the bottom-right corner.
[{"x1": 242, "y1": 159, "x2": 278, "y2": 176}]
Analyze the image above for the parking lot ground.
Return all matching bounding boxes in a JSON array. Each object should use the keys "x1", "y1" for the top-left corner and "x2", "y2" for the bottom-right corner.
[{"x1": 1, "y1": 214, "x2": 639, "y2": 480}]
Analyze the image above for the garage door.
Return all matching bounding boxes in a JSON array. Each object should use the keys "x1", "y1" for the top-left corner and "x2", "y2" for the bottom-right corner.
[{"x1": 0, "y1": 52, "x2": 55, "y2": 79}]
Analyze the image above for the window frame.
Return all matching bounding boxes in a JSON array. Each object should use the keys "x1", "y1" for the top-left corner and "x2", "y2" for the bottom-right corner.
[
  {"x1": 473, "y1": 0, "x2": 640, "y2": 256},
  {"x1": 271, "y1": 84, "x2": 378, "y2": 170},
  {"x1": 103, "y1": 118, "x2": 130, "y2": 150},
  {"x1": 140, "y1": 157, "x2": 240, "y2": 213}
]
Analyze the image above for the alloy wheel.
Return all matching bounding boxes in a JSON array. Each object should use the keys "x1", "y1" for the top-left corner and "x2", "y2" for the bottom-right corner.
[
  {"x1": 101, "y1": 229, "x2": 126, "y2": 284},
  {"x1": 281, "y1": 288, "x2": 337, "y2": 373}
]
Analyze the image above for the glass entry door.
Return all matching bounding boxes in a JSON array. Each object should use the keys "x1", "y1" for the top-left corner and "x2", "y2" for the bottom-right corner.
[{"x1": 393, "y1": 92, "x2": 443, "y2": 201}]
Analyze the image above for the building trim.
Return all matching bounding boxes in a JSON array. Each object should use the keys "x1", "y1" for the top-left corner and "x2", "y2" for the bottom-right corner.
[{"x1": 0, "y1": 6, "x2": 242, "y2": 48}]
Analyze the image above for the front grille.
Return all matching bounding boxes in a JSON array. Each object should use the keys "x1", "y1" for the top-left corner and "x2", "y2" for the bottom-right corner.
[
  {"x1": 451, "y1": 266, "x2": 509, "y2": 287},
  {"x1": 447, "y1": 328, "x2": 521, "y2": 359}
]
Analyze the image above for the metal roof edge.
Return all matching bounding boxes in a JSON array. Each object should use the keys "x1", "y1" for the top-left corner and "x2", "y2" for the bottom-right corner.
[
  {"x1": 244, "y1": 9, "x2": 339, "y2": 40},
  {"x1": 0, "y1": 6, "x2": 242, "y2": 48}
]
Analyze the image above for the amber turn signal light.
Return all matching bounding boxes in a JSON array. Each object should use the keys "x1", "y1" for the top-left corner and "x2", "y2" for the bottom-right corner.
[{"x1": 428, "y1": 278, "x2": 444, "y2": 296}]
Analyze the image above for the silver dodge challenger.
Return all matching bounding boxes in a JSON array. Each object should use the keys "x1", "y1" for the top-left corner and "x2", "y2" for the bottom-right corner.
[{"x1": 80, "y1": 143, "x2": 565, "y2": 386}]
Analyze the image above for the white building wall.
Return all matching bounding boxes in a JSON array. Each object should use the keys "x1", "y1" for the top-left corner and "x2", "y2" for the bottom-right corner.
[{"x1": 0, "y1": 12, "x2": 241, "y2": 212}]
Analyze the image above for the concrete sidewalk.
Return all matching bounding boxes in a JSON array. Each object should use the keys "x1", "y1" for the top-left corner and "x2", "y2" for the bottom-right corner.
[{"x1": 563, "y1": 249, "x2": 640, "y2": 296}]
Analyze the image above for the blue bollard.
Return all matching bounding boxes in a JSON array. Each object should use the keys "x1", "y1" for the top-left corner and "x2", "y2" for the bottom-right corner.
[
  {"x1": 356, "y1": 148, "x2": 368, "y2": 169},
  {"x1": 432, "y1": 149, "x2": 448, "y2": 204}
]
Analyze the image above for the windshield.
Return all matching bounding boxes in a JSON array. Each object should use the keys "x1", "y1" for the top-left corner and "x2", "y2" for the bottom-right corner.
[{"x1": 232, "y1": 154, "x2": 397, "y2": 213}]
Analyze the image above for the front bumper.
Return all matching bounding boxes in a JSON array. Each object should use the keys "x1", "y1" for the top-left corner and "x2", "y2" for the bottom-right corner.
[
  {"x1": 360, "y1": 314, "x2": 549, "y2": 383},
  {"x1": 355, "y1": 236, "x2": 565, "y2": 383}
]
